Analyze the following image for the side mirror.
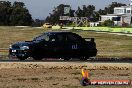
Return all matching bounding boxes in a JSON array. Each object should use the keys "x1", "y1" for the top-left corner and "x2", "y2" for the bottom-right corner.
[{"x1": 51, "y1": 39, "x2": 55, "y2": 42}]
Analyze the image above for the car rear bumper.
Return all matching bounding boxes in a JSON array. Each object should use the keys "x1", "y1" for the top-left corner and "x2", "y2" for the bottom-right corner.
[{"x1": 86, "y1": 49, "x2": 97, "y2": 57}]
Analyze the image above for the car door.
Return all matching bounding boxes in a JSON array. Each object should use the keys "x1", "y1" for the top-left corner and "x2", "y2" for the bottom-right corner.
[
  {"x1": 45, "y1": 34, "x2": 67, "y2": 58},
  {"x1": 65, "y1": 33, "x2": 83, "y2": 58}
]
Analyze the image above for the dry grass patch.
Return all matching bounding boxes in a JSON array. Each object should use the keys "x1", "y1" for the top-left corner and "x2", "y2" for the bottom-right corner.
[
  {"x1": 0, "y1": 26, "x2": 132, "y2": 58},
  {"x1": 0, "y1": 62, "x2": 131, "y2": 88}
]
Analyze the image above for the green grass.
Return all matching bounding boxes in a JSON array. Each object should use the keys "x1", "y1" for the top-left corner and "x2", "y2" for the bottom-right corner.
[
  {"x1": 62, "y1": 27, "x2": 132, "y2": 33},
  {"x1": 74, "y1": 31, "x2": 132, "y2": 58},
  {"x1": 0, "y1": 26, "x2": 132, "y2": 58},
  {"x1": 0, "y1": 26, "x2": 46, "y2": 48}
]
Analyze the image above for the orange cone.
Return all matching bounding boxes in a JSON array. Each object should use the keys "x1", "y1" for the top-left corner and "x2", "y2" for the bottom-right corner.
[{"x1": 81, "y1": 68, "x2": 89, "y2": 78}]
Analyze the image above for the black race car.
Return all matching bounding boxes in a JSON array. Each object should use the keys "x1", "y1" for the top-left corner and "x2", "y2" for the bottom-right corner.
[{"x1": 9, "y1": 31, "x2": 97, "y2": 60}]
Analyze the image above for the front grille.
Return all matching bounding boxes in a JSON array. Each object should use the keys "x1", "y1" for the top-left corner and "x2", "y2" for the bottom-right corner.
[{"x1": 9, "y1": 49, "x2": 27, "y2": 55}]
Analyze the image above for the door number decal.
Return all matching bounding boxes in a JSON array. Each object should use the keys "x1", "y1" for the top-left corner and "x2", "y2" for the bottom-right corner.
[{"x1": 72, "y1": 44, "x2": 78, "y2": 49}]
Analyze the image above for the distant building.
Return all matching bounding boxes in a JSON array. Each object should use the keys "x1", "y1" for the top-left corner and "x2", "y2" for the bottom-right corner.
[
  {"x1": 90, "y1": 22, "x2": 99, "y2": 27},
  {"x1": 100, "y1": 0, "x2": 132, "y2": 26}
]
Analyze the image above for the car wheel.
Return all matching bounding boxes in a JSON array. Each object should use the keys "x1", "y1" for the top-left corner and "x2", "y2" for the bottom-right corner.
[
  {"x1": 80, "y1": 57, "x2": 87, "y2": 61},
  {"x1": 17, "y1": 56, "x2": 27, "y2": 60}
]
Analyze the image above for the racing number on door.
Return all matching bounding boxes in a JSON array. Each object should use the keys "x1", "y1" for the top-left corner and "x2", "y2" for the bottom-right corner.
[{"x1": 72, "y1": 44, "x2": 78, "y2": 49}]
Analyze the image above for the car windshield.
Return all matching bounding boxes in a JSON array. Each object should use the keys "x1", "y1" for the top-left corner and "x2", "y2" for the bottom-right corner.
[{"x1": 33, "y1": 33, "x2": 50, "y2": 41}]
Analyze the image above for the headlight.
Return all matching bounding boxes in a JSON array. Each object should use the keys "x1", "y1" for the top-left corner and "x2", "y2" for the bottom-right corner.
[{"x1": 20, "y1": 46, "x2": 29, "y2": 50}]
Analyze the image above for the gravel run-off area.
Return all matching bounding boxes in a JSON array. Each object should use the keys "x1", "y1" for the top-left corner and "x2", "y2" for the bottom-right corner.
[{"x1": 0, "y1": 62, "x2": 131, "y2": 88}]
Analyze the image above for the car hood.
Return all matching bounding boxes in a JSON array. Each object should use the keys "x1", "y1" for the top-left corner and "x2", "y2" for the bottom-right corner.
[{"x1": 12, "y1": 41, "x2": 35, "y2": 47}]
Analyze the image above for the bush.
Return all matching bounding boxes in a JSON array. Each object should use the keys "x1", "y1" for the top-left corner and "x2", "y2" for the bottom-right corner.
[{"x1": 101, "y1": 20, "x2": 114, "y2": 27}]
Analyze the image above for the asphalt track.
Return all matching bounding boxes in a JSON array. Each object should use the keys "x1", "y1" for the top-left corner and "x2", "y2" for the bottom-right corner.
[{"x1": 0, "y1": 57, "x2": 132, "y2": 63}]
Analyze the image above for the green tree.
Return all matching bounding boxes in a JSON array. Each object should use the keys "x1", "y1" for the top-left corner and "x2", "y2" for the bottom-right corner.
[
  {"x1": 10, "y1": 1, "x2": 32, "y2": 26},
  {"x1": 75, "y1": 6, "x2": 83, "y2": 17},
  {"x1": 98, "y1": 9, "x2": 107, "y2": 15},
  {"x1": 75, "y1": 5, "x2": 98, "y2": 22},
  {"x1": 0, "y1": 1, "x2": 32, "y2": 26},
  {"x1": 107, "y1": 2, "x2": 126, "y2": 14},
  {"x1": 32, "y1": 19, "x2": 44, "y2": 27},
  {"x1": 101, "y1": 19, "x2": 114, "y2": 26},
  {"x1": 46, "y1": 2, "x2": 126, "y2": 24},
  {"x1": 75, "y1": 5, "x2": 95, "y2": 17},
  {"x1": 98, "y1": 2, "x2": 126, "y2": 15},
  {"x1": 0, "y1": 1, "x2": 12, "y2": 25}
]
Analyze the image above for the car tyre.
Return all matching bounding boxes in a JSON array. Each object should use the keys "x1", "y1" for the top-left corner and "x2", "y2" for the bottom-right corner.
[{"x1": 80, "y1": 57, "x2": 87, "y2": 61}]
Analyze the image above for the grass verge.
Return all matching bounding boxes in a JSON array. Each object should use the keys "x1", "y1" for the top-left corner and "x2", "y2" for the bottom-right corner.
[{"x1": 0, "y1": 26, "x2": 131, "y2": 58}]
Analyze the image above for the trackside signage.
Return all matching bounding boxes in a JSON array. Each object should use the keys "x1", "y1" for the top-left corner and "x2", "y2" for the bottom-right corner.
[
  {"x1": 90, "y1": 80, "x2": 130, "y2": 85},
  {"x1": 80, "y1": 69, "x2": 131, "y2": 86}
]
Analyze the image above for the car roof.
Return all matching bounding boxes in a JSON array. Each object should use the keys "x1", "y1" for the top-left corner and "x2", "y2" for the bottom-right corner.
[{"x1": 44, "y1": 31, "x2": 73, "y2": 35}]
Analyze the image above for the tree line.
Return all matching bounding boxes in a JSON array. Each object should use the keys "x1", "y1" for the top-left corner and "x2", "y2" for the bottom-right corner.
[
  {"x1": 45, "y1": 2, "x2": 126, "y2": 25},
  {"x1": 0, "y1": 1, "x2": 32, "y2": 26},
  {"x1": 0, "y1": 1, "x2": 126, "y2": 26}
]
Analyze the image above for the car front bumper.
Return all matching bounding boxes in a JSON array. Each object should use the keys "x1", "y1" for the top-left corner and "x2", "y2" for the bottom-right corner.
[{"x1": 9, "y1": 48, "x2": 30, "y2": 57}]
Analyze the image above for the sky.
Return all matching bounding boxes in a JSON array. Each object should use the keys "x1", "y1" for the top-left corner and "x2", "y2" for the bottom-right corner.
[{"x1": 2, "y1": 0, "x2": 130, "y2": 19}]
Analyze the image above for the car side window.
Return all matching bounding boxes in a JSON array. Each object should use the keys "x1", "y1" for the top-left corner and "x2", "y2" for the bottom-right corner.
[
  {"x1": 49, "y1": 36, "x2": 56, "y2": 42},
  {"x1": 66, "y1": 33, "x2": 81, "y2": 42},
  {"x1": 49, "y1": 34, "x2": 65, "y2": 42},
  {"x1": 54, "y1": 34, "x2": 65, "y2": 42}
]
